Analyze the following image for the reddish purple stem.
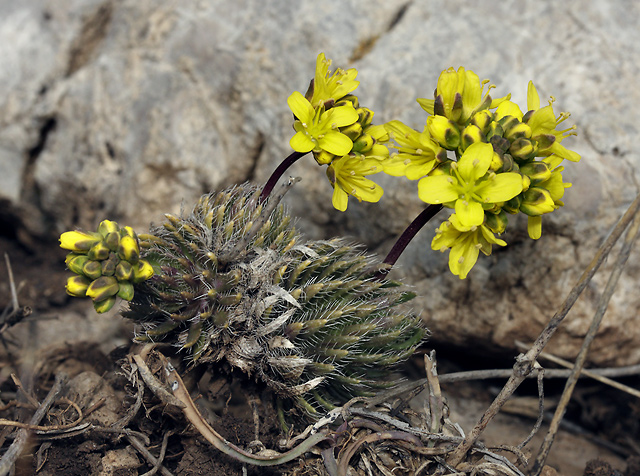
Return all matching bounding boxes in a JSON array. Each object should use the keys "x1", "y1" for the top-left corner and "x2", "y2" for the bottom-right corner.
[{"x1": 259, "y1": 151, "x2": 307, "y2": 203}]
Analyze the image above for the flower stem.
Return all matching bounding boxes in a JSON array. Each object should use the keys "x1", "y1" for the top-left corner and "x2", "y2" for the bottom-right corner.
[
  {"x1": 259, "y1": 151, "x2": 307, "y2": 203},
  {"x1": 376, "y1": 204, "x2": 443, "y2": 279}
]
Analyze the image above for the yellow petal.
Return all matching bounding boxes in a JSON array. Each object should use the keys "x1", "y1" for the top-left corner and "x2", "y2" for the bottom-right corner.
[
  {"x1": 287, "y1": 91, "x2": 314, "y2": 123},
  {"x1": 418, "y1": 175, "x2": 459, "y2": 204},
  {"x1": 332, "y1": 186, "x2": 349, "y2": 212},
  {"x1": 290, "y1": 131, "x2": 315, "y2": 153},
  {"x1": 527, "y1": 81, "x2": 540, "y2": 111},
  {"x1": 457, "y1": 143, "x2": 492, "y2": 181},
  {"x1": 317, "y1": 131, "x2": 353, "y2": 156},
  {"x1": 478, "y1": 172, "x2": 523, "y2": 202},
  {"x1": 455, "y1": 199, "x2": 484, "y2": 228},
  {"x1": 528, "y1": 216, "x2": 542, "y2": 240}
]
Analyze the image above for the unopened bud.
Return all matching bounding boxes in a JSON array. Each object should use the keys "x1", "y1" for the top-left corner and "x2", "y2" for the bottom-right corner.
[
  {"x1": 502, "y1": 194, "x2": 522, "y2": 214},
  {"x1": 115, "y1": 261, "x2": 134, "y2": 281},
  {"x1": 117, "y1": 281, "x2": 134, "y2": 301},
  {"x1": 88, "y1": 240, "x2": 110, "y2": 260},
  {"x1": 426, "y1": 115, "x2": 460, "y2": 150},
  {"x1": 314, "y1": 150, "x2": 335, "y2": 165},
  {"x1": 93, "y1": 296, "x2": 117, "y2": 313},
  {"x1": 357, "y1": 107, "x2": 374, "y2": 128},
  {"x1": 86, "y1": 276, "x2": 119, "y2": 302},
  {"x1": 460, "y1": 124, "x2": 485, "y2": 150},
  {"x1": 66, "y1": 253, "x2": 89, "y2": 275},
  {"x1": 59, "y1": 230, "x2": 101, "y2": 252},
  {"x1": 520, "y1": 187, "x2": 556, "y2": 216},
  {"x1": 98, "y1": 220, "x2": 119, "y2": 238},
  {"x1": 340, "y1": 121, "x2": 363, "y2": 141},
  {"x1": 118, "y1": 235, "x2": 140, "y2": 264},
  {"x1": 509, "y1": 137, "x2": 536, "y2": 161},
  {"x1": 520, "y1": 161, "x2": 552, "y2": 185},
  {"x1": 470, "y1": 110, "x2": 493, "y2": 133},
  {"x1": 504, "y1": 122, "x2": 532, "y2": 141},
  {"x1": 66, "y1": 275, "x2": 91, "y2": 297},
  {"x1": 104, "y1": 232, "x2": 120, "y2": 252},
  {"x1": 484, "y1": 210, "x2": 509, "y2": 234},
  {"x1": 334, "y1": 94, "x2": 359, "y2": 109},
  {"x1": 352, "y1": 133, "x2": 374, "y2": 153},
  {"x1": 101, "y1": 253, "x2": 118, "y2": 276},
  {"x1": 82, "y1": 259, "x2": 103, "y2": 280},
  {"x1": 132, "y1": 260, "x2": 154, "y2": 283}
]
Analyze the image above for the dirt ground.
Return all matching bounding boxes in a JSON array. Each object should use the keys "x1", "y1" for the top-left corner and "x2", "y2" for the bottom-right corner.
[{"x1": 0, "y1": 234, "x2": 638, "y2": 476}]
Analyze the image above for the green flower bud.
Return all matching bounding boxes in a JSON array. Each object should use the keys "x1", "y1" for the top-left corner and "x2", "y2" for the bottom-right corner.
[
  {"x1": 470, "y1": 110, "x2": 493, "y2": 133},
  {"x1": 485, "y1": 210, "x2": 509, "y2": 234},
  {"x1": 115, "y1": 261, "x2": 134, "y2": 281},
  {"x1": 535, "y1": 134, "x2": 556, "y2": 152},
  {"x1": 104, "y1": 232, "x2": 120, "y2": 252},
  {"x1": 59, "y1": 230, "x2": 101, "y2": 252},
  {"x1": 486, "y1": 121, "x2": 504, "y2": 141},
  {"x1": 98, "y1": 220, "x2": 119, "y2": 238},
  {"x1": 509, "y1": 137, "x2": 536, "y2": 161},
  {"x1": 65, "y1": 253, "x2": 89, "y2": 275},
  {"x1": 503, "y1": 194, "x2": 522, "y2": 214},
  {"x1": 93, "y1": 296, "x2": 117, "y2": 314},
  {"x1": 504, "y1": 122, "x2": 532, "y2": 142},
  {"x1": 334, "y1": 94, "x2": 359, "y2": 109},
  {"x1": 497, "y1": 115, "x2": 520, "y2": 134},
  {"x1": 87, "y1": 241, "x2": 110, "y2": 261},
  {"x1": 82, "y1": 259, "x2": 103, "y2": 280},
  {"x1": 434, "y1": 90, "x2": 463, "y2": 123},
  {"x1": 357, "y1": 107, "x2": 374, "y2": 128},
  {"x1": 118, "y1": 235, "x2": 140, "y2": 264},
  {"x1": 66, "y1": 275, "x2": 91, "y2": 297},
  {"x1": 101, "y1": 252, "x2": 118, "y2": 276},
  {"x1": 520, "y1": 161, "x2": 552, "y2": 185},
  {"x1": 460, "y1": 124, "x2": 485, "y2": 151},
  {"x1": 520, "y1": 187, "x2": 556, "y2": 216},
  {"x1": 86, "y1": 276, "x2": 119, "y2": 302},
  {"x1": 352, "y1": 133, "x2": 374, "y2": 153},
  {"x1": 120, "y1": 226, "x2": 137, "y2": 239},
  {"x1": 426, "y1": 115, "x2": 460, "y2": 150},
  {"x1": 340, "y1": 121, "x2": 363, "y2": 141},
  {"x1": 117, "y1": 281, "x2": 134, "y2": 301}
]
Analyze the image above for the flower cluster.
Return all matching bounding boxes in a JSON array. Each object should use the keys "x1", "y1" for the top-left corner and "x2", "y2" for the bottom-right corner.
[
  {"x1": 286, "y1": 61, "x2": 580, "y2": 279},
  {"x1": 60, "y1": 220, "x2": 154, "y2": 313},
  {"x1": 401, "y1": 67, "x2": 579, "y2": 278},
  {"x1": 288, "y1": 53, "x2": 389, "y2": 211}
]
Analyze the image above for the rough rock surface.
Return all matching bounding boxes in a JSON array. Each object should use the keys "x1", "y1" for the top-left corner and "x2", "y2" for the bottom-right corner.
[{"x1": 1, "y1": 0, "x2": 639, "y2": 368}]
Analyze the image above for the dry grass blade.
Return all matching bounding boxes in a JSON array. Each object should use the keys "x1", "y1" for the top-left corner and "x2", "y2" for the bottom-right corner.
[
  {"x1": 531, "y1": 196, "x2": 640, "y2": 475},
  {"x1": 448, "y1": 191, "x2": 640, "y2": 467}
]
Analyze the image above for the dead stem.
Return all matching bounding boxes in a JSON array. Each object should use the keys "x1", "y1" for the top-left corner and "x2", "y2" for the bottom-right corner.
[
  {"x1": 515, "y1": 341, "x2": 640, "y2": 399},
  {"x1": 447, "y1": 191, "x2": 640, "y2": 467},
  {"x1": 0, "y1": 372, "x2": 67, "y2": 476},
  {"x1": 531, "y1": 197, "x2": 640, "y2": 475}
]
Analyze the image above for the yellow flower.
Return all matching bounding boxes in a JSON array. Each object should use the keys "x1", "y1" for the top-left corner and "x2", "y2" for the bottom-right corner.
[
  {"x1": 432, "y1": 214, "x2": 506, "y2": 279},
  {"x1": 308, "y1": 53, "x2": 359, "y2": 108},
  {"x1": 418, "y1": 67, "x2": 509, "y2": 125},
  {"x1": 417, "y1": 143, "x2": 523, "y2": 227},
  {"x1": 326, "y1": 154, "x2": 383, "y2": 212},
  {"x1": 288, "y1": 91, "x2": 358, "y2": 156},
  {"x1": 382, "y1": 120, "x2": 444, "y2": 179},
  {"x1": 59, "y1": 230, "x2": 101, "y2": 252}
]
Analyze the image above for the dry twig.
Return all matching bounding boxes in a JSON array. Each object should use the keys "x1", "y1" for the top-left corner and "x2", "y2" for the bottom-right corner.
[{"x1": 448, "y1": 191, "x2": 640, "y2": 467}]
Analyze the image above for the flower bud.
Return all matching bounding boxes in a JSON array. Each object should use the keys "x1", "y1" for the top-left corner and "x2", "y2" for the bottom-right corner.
[
  {"x1": 118, "y1": 235, "x2": 140, "y2": 264},
  {"x1": 504, "y1": 122, "x2": 532, "y2": 141},
  {"x1": 132, "y1": 260, "x2": 154, "y2": 283},
  {"x1": 86, "y1": 276, "x2": 120, "y2": 302},
  {"x1": 66, "y1": 253, "x2": 89, "y2": 275},
  {"x1": 59, "y1": 231, "x2": 101, "y2": 252},
  {"x1": 87, "y1": 241, "x2": 110, "y2": 261},
  {"x1": 93, "y1": 296, "x2": 117, "y2": 313},
  {"x1": 104, "y1": 232, "x2": 120, "y2": 252},
  {"x1": 313, "y1": 150, "x2": 335, "y2": 165},
  {"x1": 98, "y1": 220, "x2": 119, "y2": 238},
  {"x1": 340, "y1": 121, "x2": 363, "y2": 141},
  {"x1": 460, "y1": 124, "x2": 485, "y2": 151},
  {"x1": 82, "y1": 259, "x2": 103, "y2": 280},
  {"x1": 101, "y1": 252, "x2": 118, "y2": 276},
  {"x1": 498, "y1": 115, "x2": 520, "y2": 134},
  {"x1": 470, "y1": 110, "x2": 493, "y2": 133},
  {"x1": 66, "y1": 275, "x2": 91, "y2": 297},
  {"x1": 334, "y1": 94, "x2": 359, "y2": 109},
  {"x1": 520, "y1": 161, "x2": 552, "y2": 185},
  {"x1": 115, "y1": 261, "x2": 134, "y2": 281},
  {"x1": 117, "y1": 281, "x2": 134, "y2": 301},
  {"x1": 352, "y1": 133, "x2": 374, "y2": 153},
  {"x1": 502, "y1": 194, "x2": 522, "y2": 214},
  {"x1": 520, "y1": 187, "x2": 556, "y2": 216},
  {"x1": 426, "y1": 115, "x2": 460, "y2": 150},
  {"x1": 485, "y1": 210, "x2": 509, "y2": 234},
  {"x1": 357, "y1": 107, "x2": 374, "y2": 128},
  {"x1": 509, "y1": 137, "x2": 536, "y2": 161}
]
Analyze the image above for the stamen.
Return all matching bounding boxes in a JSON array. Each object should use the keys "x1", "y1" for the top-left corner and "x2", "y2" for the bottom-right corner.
[{"x1": 415, "y1": 148, "x2": 423, "y2": 155}]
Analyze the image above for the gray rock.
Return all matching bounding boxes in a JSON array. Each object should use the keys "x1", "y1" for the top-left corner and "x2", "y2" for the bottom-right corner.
[{"x1": 1, "y1": 0, "x2": 639, "y2": 366}]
